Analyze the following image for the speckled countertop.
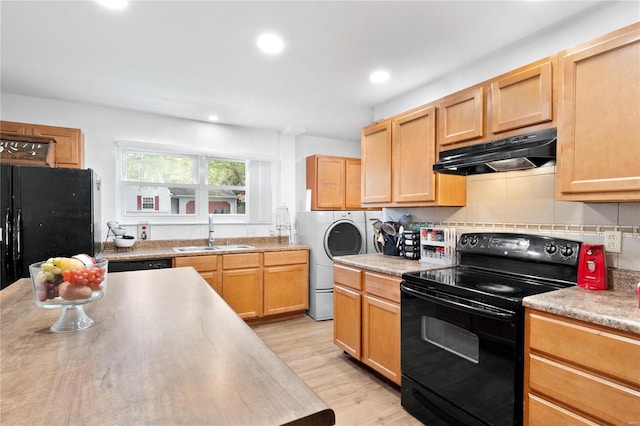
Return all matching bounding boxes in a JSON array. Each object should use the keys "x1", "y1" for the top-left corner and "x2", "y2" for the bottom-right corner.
[
  {"x1": 333, "y1": 253, "x2": 454, "y2": 277},
  {"x1": 334, "y1": 253, "x2": 640, "y2": 336},
  {"x1": 523, "y1": 287, "x2": 640, "y2": 334},
  {"x1": 98, "y1": 237, "x2": 307, "y2": 261}
]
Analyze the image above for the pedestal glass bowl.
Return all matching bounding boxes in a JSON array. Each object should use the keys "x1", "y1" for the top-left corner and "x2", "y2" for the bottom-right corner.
[{"x1": 29, "y1": 258, "x2": 108, "y2": 333}]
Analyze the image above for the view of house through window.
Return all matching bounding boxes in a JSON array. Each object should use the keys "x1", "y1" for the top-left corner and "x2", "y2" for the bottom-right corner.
[{"x1": 119, "y1": 147, "x2": 271, "y2": 222}]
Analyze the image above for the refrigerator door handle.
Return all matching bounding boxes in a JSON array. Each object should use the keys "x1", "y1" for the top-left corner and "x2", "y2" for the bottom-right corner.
[
  {"x1": 14, "y1": 208, "x2": 21, "y2": 277},
  {"x1": 3, "y1": 208, "x2": 9, "y2": 248},
  {"x1": 4, "y1": 208, "x2": 11, "y2": 279}
]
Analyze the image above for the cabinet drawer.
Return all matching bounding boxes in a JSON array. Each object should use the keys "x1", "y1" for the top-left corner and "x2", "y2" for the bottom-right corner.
[
  {"x1": 173, "y1": 255, "x2": 218, "y2": 272},
  {"x1": 364, "y1": 271, "x2": 400, "y2": 303},
  {"x1": 223, "y1": 253, "x2": 260, "y2": 269},
  {"x1": 263, "y1": 250, "x2": 307, "y2": 266},
  {"x1": 529, "y1": 354, "x2": 640, "y2": 425},
  {"x1": 333, "y1": 264, "x2": 362, "y2": 291},
  {"x1": 526, "y1": 393, "x2": 599, "y2": 426},
  {"x1": 528, "y1": 311, "x2": 640, "y2": 386}
]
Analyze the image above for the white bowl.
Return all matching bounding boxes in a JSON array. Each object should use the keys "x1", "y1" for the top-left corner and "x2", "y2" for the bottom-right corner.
[{"x1": 114, "y1": 237, "x2": 136, "y2": 248}]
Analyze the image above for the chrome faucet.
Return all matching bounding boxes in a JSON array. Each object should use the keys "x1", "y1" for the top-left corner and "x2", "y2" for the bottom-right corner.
[{"x1": 207, "y1": 214, "x2": 215, "y2": 247}]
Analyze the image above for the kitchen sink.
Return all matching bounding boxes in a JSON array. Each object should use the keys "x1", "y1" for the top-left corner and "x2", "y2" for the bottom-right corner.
[{"x1": 173, "y1": 244, "x2": 255, "y2": 253}]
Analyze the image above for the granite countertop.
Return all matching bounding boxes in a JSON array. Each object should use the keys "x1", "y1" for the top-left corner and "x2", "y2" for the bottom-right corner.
[
  {"x1": 99, "y1": 237, "x2": 308, "y2": 261},
  {"x1": 524, "y1": 286, "x2": 640, "y2": 335},
  {"x1": 333, "y1": 253, "x2": 455, "y2": 277}
]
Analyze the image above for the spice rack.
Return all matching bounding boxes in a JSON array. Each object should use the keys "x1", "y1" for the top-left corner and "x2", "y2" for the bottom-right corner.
[{"x1": 419, "y1": 227, "x2": 457, "y2": 265}]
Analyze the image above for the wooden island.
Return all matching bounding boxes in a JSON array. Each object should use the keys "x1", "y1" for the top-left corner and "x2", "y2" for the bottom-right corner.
[{"x1": 0, "y1": 267, "x2": 335, "y2": 425}]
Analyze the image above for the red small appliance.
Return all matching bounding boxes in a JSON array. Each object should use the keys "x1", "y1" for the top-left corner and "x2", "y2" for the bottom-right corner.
[{"x1": 577, "y1": 244, "x2": 608, "y2": 290}]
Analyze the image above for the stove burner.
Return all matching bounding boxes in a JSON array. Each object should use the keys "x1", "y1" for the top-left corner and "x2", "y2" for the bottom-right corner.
[{"x1": 476, "y1": 283, "x2": 522, "y2": 294}]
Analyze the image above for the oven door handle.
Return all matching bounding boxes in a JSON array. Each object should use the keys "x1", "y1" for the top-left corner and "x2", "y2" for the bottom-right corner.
[{"x1": 401, "y1": 283, "x2": 516, "y2": 322}]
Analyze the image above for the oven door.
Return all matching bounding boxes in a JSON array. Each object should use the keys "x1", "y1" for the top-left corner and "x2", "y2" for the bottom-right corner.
[{"x1": 401, "y1": 282, "x2": 520, "y2": 426}]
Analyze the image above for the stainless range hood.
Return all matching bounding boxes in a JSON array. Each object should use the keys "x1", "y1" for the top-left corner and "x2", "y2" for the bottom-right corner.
[{"x1": 433, "y1": 128, "x2": 557, "y2": 176}]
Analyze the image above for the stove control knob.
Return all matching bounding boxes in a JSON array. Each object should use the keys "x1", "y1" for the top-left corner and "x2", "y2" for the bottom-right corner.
[
  {"x1": 470, "y1": 235, "x2": 479, "y2": 246},
  {"x1": 545, "y1": 243, "x2": 557, "y2": 255},
  {"x1": 560, "y1": 246, "x2": 574, "y2": 257},
  {"x1": 459, "y1": 235, "x2": 469, "y2": 245}
]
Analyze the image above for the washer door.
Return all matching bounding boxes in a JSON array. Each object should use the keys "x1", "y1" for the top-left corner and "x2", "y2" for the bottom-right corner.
[{"x1": 324, "y1": 219, "x2": 364, "y2": 259}]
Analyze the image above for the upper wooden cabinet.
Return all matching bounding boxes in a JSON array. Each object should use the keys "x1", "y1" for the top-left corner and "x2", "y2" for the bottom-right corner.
[
  {"x1": 490, "y1": 60, "x2": 553, "y2": 134},
  {"x1": 361, "y1": 121, "x2": 392, "y2": 204},
  {"x1": 437, "y1": 56, "x2": 557, "y2": 152},
  {"x1": 0, "y1": 120, "x2": 85, "y2": 169},
  {"x1": 306, "y1": 155, "x2": 362, "y2": 210},
  {"x1": 361, "y1": 106, "x2": 466, "y2": 207},
  {"x1": 438, "y1": 87, "x2": 484, "y2": 149},
  {"x1": 556, "y1": 23, "x2": 640, "y2": 202}
]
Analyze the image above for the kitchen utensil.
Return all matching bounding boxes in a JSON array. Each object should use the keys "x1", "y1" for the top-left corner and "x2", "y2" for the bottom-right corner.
[
  {"x1": 381, "y1": 221, "x2": 397, "y2": 236},
  {"x1": 396, "y1": 225, "x2": 404, "y2": 247},
  {"x1": 398, "y1": 214, "x2": 413, "y2": 229}
]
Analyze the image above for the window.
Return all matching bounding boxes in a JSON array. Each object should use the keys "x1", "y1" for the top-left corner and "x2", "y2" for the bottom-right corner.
[{"x1": 117, "y1": 144, "x2": 273, "y2": 223}]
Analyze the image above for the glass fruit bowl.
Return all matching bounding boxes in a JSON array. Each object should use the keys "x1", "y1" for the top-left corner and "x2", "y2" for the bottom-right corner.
[{"x1": 29, "y1": 257, "x2": 108, "y2": 333}]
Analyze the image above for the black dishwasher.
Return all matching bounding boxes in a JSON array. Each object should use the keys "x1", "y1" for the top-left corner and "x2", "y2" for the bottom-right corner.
[{"x1": 108, "y1": 258, "x2": 172, "y2": 272}]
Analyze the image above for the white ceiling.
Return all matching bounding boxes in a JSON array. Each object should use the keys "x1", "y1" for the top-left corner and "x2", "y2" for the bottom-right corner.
[{"x1": 1, "y1": 1, "x2": 607, "y2": 141}]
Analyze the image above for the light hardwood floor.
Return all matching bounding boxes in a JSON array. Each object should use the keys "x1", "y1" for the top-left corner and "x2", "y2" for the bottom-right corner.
[{"x1": 251, "y1": 315, "x2": 423, "y2": 426}]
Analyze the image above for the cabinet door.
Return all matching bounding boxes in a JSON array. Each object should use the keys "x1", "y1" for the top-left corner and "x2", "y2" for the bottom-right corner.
[
  {"x1": 361, "y1": 121, "x2": 392, "y2": 204},
  {"x1": 200, "y1": 271, "x2": 220, "y2": 294},
  {"x1": 310, "y1": 155, "x2": 346, "y2": 209},
  {"x1": 344, "y1": 158, "x2": 362, "y2": 209},
  {"x1": 333, "y1": 284, "x2": 361, "y2": 359},
  {"x1": 491, "y1": 60, "x2": 553, "y2": 133},
  {"x1": 263, "y1": 264, "x2": 308, "y2": 315},
  {"x1": 0, "y1": 121, "x2": 29, "y2": 135},
  {"x1": 557, "y1": 23, "x2": 640, "y2": 201},
  {"x1": 392, "y1": 106, "x2": 437, "y2": 203},
  {"x1": 32, "y1": 125, "x2": 84, "y2": 169},
  {"x1": 173, "y1": 255, "x2": 220, "y2": 293},
  {"x1": 222, "y1": 268, "x2": 262, "y2": 319},
  {"x1": 438, "y1": 86, "x2": 484, "y2": 149},
  {"x1": 362, "y1": 294, "x2": 400, "y2": 385}
]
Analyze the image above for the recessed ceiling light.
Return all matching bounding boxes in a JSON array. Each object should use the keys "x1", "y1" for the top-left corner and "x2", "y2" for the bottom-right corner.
[
  {"x1": 95, "y1": 0, "x2": 128, "y2": 10},
  {"x1": 369, "y1": 70, "x2": 390, "y2": 84},
  {"x1": 257, "y1": 33, "x2": 284, "y2": 54},
  {"x1": 207, "y1": 115, "x2": 219, "y2": 122}
]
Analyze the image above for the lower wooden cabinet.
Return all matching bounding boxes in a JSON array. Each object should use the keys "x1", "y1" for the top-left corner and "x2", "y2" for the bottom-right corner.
[
  {"x1": 173, "y1": 255, "x2": 220, "y2": 294},
  {"x1": 174, "y1": 249, "x2": 309, "y2": 321},
  {"x1": 524, "y1": 309, "x2": 640, "y2": 425},
  {"x1": 333, "y1": 283, "x2": 362, "y2": 359},
  {"x1": 333, "y1": 263, "x2": 401, "y2": 385},
  {"x1": 263, "y1": 250, "x2": 309, "y2": 316},
  {"x1": 222, "y1": 253, "x2": 262, "y2": 319}
]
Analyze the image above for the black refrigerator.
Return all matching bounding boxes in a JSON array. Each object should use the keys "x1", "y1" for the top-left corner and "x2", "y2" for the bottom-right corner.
[{"x1": 1, "y1": 164, "x2": 101, "y2": 289}]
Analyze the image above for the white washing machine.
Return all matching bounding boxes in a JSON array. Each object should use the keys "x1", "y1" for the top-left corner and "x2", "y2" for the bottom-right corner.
[
  {"x1": 296, "y1": 211, "x2": 368, "y2": 320},
  {"x1": 364, "y1": 210, "x2": 383, "y2": 254}
]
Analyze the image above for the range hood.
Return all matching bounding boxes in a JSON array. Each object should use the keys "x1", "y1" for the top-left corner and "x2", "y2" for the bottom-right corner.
[{"x1": 433, "y1": 128, "x2": 557, "y2": 176}]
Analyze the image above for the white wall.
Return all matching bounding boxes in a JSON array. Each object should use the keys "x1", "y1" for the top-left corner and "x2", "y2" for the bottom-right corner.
[
  {"x1": 0, "y1": 93, "x2": 286, "y2": 240},
  {"x1": 375, "y1": 1, "x2": 639, "y2": 120}
]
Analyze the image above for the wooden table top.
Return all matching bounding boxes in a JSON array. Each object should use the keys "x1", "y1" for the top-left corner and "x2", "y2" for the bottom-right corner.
[{"x1": 1, "y1": 267, "x2": 335, "y2": 425}]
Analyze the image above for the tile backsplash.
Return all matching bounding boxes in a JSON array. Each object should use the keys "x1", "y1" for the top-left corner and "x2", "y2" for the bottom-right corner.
[{"x1": 388, "y1": 166, "x2": 640, "y2": 271}]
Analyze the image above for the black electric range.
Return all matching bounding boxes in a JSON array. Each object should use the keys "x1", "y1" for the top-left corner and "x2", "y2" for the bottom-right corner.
[{"x1": 400, "y1": 232, "x2": 581, "y2": 426}]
